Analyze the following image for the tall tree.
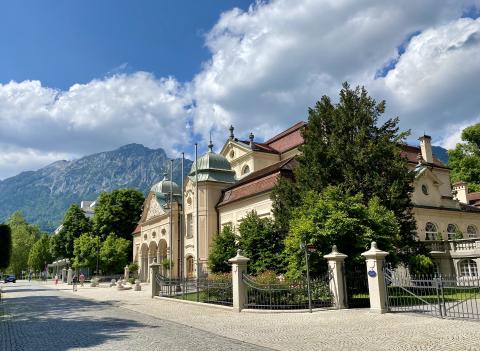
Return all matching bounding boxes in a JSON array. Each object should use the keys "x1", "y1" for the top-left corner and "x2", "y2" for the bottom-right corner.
[
  {"x1": 92, "y1": 189, "x2": 144, "y2": 240},
  {"x1": 0, "y1": 224, "x2": 12, "y2": 270},
  {"x1": 208, "y1": 224, "x2": 238, "y2": 273},
  {"x1": 273, "y1": 83, "x2": 419, "y2": 266},
  {"x1": 448, "y1": 123, "x2": 480, "y2": 191},
  {"x1": 28, "y1": 234, "x2": 53, "y2": 272},
  {"x1": 285, "y1": 187, "x2": 402, "y2": 279},
  {"x1": 6, "y1": 212, "x2": 41, "y2": 275},
  {"x1": 50, "y1": 204, "x2": 92, "y2": 260},
  {"x1": 238, "y1": 211, "x2": 286, "y2": 274},
  {"x1": 100, "y1": 234, "x2": 131, "y2": 274}
]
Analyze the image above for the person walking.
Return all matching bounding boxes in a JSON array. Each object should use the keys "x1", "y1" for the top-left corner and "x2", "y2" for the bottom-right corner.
[
  {"x1": 72, "y1": 274, "x2": 78, "y2": 292},
  {"x1": 79, "y1": 272, "x2": 85, "y2": 287}
]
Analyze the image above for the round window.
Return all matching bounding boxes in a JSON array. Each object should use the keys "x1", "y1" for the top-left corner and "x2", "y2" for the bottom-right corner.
[
  {"x1": 152, "y1": 231, "x2": 156, "y2": 238},
  {"x1": 229, "y1": 150, "x2": 235, "y2": 159},
  {"x1": 187, "y1": 197, "x2": 192, "y2": 206},
  {"x1": 161, "y1": 228, "x2": 166, "y2": 236},
  {"x1": 422, "y1": 184, "x2": 429, "y2": 195},
  {"x1": 143, "y1": 234, "x2": 147, "y2": 241}
]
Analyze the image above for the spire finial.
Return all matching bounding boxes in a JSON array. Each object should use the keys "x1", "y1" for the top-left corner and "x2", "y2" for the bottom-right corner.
[
  {"x1": 208, "y1": 131, "x2": 214, "y2": 152},
  {"x1": 249, "y1": 132, "x2": 254, "y2": 148},
  {"x1": 229, "y1": 125, "x2": 234, "y2": 140},
  {"x1": 163, "y1": 170, "x2": 168, "y2": 180}
]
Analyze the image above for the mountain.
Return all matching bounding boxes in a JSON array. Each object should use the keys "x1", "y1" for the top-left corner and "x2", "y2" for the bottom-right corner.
[
  {"x1": 0, "y1": 144, "x2": 192, "y2": 232},
  {"x1": 432, "y1": 145, "x2": 449, "y2": 164}
]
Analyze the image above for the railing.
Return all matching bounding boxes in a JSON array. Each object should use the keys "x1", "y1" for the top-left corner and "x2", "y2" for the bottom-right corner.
[
  {"x1": 155, "y1": 274, "x2": 233, "y2": 306},
  {"x1": 384, "y1": 268, "x2": 480, "y2": 320},
  {"x1": 242, "y1": 272, "x2": 333, "y2": 310},
  {"x1": 424, "y1": 239, "x2": 480, "y2": 253}
]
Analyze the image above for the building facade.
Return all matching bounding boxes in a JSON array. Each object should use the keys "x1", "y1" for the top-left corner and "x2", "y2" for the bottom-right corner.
[{"x1": 133, "y1": 123, "x2": 480, "y2": 280}]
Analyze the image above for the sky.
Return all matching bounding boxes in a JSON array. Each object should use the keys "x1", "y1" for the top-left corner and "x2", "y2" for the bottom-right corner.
[{"x1": 1, "y1": 0, "x2": 480, "y2": 179}]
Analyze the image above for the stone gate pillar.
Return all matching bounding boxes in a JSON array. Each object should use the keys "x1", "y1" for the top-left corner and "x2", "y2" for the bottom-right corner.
[
  {"x1": 228, "y1": 250, "x2": 250, "y2": 312},
  {"x1": 149, "y1": 258, "x2": 161, "y2": 298},
  {"x1": 361, "y1": 242, "x2": 389, "y2": 313},
  {"x1": 324, "y1": 245, "x2": 348, "y2": 309}
]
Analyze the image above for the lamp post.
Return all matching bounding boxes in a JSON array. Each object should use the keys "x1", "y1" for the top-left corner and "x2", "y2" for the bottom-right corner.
[{"x1": 300, "y1": 239, "x2": 313, "y2": 313}]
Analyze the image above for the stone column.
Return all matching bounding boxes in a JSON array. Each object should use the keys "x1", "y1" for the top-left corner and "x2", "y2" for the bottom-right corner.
[
  {"x1": 149, "y1": 258, "x2": 161, "y2": 298},
  {"x1": 124, "y1": 265, "x2": 130, "y2": 281},
  {"x1": 324, "y1": 245, "x2": 348, "y2": 309},
  {"x1": 361, "y1": 242, "x2": 389, "y2": 314},
  {"x1": 67, "y1": 268, "x2": 73, "y2": 285},
  {"x1": 228, "y1": 250, "x2": 250, "y2": 312}
]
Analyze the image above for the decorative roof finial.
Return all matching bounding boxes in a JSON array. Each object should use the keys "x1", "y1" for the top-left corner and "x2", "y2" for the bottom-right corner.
[
  {"x1": 229, "y1": 125, "x2": 234, "y2": 140},
  {"x1": 249, "y1": 132, "x2": 254, "y2": 148},
  {"x1": 163, "y1": 170, "x2": 168, "y2": 181},
  {"x1": 208, "y1": 131, "x2": 214, "y2": 152},
  {"x1": 417, "y1": 152, "x2": 423, "y2": 164}
]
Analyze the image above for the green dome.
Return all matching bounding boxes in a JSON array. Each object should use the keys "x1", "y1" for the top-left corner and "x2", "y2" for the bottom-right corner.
[
  {"x1": 189, "y1": 143, "x2": 236, "y2": 184},
  {"x1": 150, "y1": 176, "x2": 181, "y2": 196}
]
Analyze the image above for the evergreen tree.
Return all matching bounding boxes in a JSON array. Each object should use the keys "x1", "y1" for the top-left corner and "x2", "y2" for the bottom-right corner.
[
  {"x1": 238, "y1": 211, "x2": 285, "y2": 274},
  {"x1": 273, "y1": 83, "x2": 419, "y2": 266},
  {"x1": 51, "y1": 204, "x2": 92, "y2": 260},
  {"x1": 0, "y1": 224, "x2": 12, "y2": 270},
  {"x1": 92, "y1": 189, "x2": 144, "y2": 240},
  {"x1": 28, "y1": 234, "x2": 52, "y2": 272},
  {"x1": 208, "y1": 225, "x2": 238, "y2": 273},
  {"x1": 448, "y1": 123, "x2": 480, "y2": 191}
]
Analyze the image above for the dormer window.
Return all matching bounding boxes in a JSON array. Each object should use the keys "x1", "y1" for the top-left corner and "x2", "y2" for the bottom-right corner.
[{"x1": 242, "y1": 165, "x2": 250, "y2": 175}]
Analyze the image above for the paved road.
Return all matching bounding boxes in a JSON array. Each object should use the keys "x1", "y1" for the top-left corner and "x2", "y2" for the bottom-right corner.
[{"x1": 0, "y1": 281, "x2": 270, "y2": 351}]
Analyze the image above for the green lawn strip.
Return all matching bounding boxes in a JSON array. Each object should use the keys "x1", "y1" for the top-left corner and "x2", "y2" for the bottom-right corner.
[{"x1": 387, "y1": 286, "x2": 480, "y2": 306}]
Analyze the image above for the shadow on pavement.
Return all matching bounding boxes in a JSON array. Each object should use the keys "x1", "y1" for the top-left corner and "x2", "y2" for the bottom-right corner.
[{"x1": 1, "y1": 293, "x2": 150, "y2": 351}]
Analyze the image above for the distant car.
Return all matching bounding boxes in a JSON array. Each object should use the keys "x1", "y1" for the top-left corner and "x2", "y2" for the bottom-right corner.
[{"x1": 4, "y1": 275, "x2": 16, "y2": 283}]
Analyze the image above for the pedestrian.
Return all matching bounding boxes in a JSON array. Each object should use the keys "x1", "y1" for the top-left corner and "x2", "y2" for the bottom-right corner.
[
  {"x1": 54, "y1": 274, "x2": 59, "y2": 285},
  {"x1": 79, "y1": 272, "x2": 85, "y2": 287},
  {"x1": 72, "y1": 274, "x2": 78, "y2": 292},
  {"x1": 28, "y1": 272, "x2": 32, "y2": 282}
]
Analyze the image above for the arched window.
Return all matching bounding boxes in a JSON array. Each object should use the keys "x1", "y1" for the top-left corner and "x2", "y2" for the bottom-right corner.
[
  {"x1": 425, "y1": 222, "x2": 438, "y2": 241},
  {"x1": 467, "y1": 225, "x2": 478, "y2": 238},
  {"x1": 186, "y1": 256, "x2": 194, "y2": 278},
  {"x1": 152, "y1": 231, "x2": 156, "y2": 238},
  {"x1": 447, "y1": 224, "x2": 459, "y2": 240},
  {"x1": 241, "y1": 164, "x2": 250, "y2": 175},
  {"x1": 460, "y1": 259, "x2": 478, "y2": 277}
]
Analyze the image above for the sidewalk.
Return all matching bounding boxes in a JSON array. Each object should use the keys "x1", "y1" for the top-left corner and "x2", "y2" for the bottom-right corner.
[{"x1": 46, "y1": 280, "x2": 480, "y2": 351}]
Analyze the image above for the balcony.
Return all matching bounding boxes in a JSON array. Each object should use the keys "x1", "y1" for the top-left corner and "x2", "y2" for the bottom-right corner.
[{"x1": 424, "y1": 239, "x2": 480, "y2": 258}]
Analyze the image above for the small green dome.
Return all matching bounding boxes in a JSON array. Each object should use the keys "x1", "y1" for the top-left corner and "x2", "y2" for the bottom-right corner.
[
  {"x1": 150, "y1": 176, "x2": 181, "y2": 195},
  {"x1": 189, "y1": 142, "x2": 236, "y2": 184}
]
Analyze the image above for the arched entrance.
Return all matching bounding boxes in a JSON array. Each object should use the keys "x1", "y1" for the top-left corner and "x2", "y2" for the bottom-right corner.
[
  {"x1": 140, "y1": 243, "x2": 149, "y2": 281},
  {"x1": 186, "y1": 256, "x2": 194, "y2": 279},
  {"x1": 158, "y1": 239, "x2": 168, "y2": 275}
]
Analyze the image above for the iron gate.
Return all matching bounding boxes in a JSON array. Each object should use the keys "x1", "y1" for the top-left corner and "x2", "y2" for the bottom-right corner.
[
  {"x1": 384, "y1": 268, "x2": 480, "y2": 320},
  {"x1": 344, "y1": 263, "x2": 370, "y2": 308}
]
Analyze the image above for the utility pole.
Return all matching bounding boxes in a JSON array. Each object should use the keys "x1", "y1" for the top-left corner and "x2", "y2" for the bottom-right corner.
[
  {"x1": 180, "y1": 152, "x2": 185, "y2": 280},
  {"x1": 169, "y1": 159, "x2": 174, "y2": 291},
  {"x1": 195, "y1": 143, "x2": 199, "y2": 302}
]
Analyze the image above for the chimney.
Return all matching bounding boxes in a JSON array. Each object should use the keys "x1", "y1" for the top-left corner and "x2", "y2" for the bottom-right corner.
[
  {"x1": 418, "y1": 135, "x2": 433, "y2": 164},
  {"x1": 453, "y1": 181, "x2": 469, "y2": 204}
]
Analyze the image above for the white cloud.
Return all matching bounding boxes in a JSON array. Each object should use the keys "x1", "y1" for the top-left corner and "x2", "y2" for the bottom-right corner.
[
  {"x1": 3, "y1": 0, "x2": 480, "y2": 178},
  {"x1": 0, "y1": 72, "x2": 191, "y2": 178},
  {"x1": 190, "y1": 0, "x2": 478, "y2": 144}
]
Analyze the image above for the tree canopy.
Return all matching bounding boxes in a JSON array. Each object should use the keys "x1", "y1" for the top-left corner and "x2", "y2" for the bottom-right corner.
[
  {"x1": 208, "y1": 224, "x2": 238, "y2": 273},
  {"x1": 73, "y1": 233, "x2": 100, "y2": 271},
  {"x1": 285, "y1": 187, "x2": 401, "y2": 278},
  {"x1": 6, "y1": 212, "x2": 41, "y2": 275},
  {"x1": 0, "y1": 224, "x2": 12, "y2": 270},
  {"x1": 448, "y1": 123, "x2": 480, "y2": 192},
  {"x1": 238, "y1": 211, "x2": 286, "y2": 274},
  {"x1": 100, "y1": 234, "x2": 131, "y2": 274},
  {"x1": 50, "y1": 204, "x2": 92, "y2": 260},
  {"x1": 92, "y1": 189, "x2": 144, "y2": 240},
  {"x1": 28, "y1": 234, "x2": 52, "y2": 272},
  {"x1": 272, "y1": 83, "x2": 421, "y2": 268}
]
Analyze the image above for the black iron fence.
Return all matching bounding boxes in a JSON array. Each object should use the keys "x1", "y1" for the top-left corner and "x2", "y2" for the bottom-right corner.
[
  {"x1": 384, "y1": 268, "x2": 480, "y2": 320},
  {"x1": 242, "y1": 272, "x2": 333, "y2": 310},
  {"x1": 344, "y1": 263, "x2": 370, "y2": 308},
  {"x1": 155, "y1": 274, "x2": 233, "y2": 306}
]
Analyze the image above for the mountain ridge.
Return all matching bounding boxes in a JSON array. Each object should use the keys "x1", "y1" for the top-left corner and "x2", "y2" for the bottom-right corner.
[{"x1": 0, "y1": 144, "x2": 192, "y2": 232}]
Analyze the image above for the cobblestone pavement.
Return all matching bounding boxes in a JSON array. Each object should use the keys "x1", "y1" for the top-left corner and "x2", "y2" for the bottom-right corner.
[
  {"x1": 0, "y1": 281, "x2": 270, "y2": 351},
  {"x1": 2, "y1": 280, "x2": 480, "y2": 351}
]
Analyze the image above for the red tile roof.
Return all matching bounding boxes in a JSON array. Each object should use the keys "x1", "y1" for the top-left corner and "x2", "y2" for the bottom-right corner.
[
  {"x1": 132, "y1": 225, "x2": 141, "y2": 235},
  {"x1": 264, "y1": 121, "x2": 306, "y2": 153},
  {"x1": 217, "y1": 157, "x2": 297, "y2": 207}
]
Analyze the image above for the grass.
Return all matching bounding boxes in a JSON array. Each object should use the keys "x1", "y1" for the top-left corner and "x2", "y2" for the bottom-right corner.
[{"x1": 387, "y1": 286, "x2": 480, "y2": 306}]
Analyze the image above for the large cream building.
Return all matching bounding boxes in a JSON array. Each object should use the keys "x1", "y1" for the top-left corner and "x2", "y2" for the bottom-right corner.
[{"x1": 133, "y1": 122, "x2": 480, "y2": 281}]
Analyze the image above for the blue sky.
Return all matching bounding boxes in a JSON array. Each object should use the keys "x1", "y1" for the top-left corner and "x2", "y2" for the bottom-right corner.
[
  {"x1": 0, "y1": 0, "x2": 252, "y2": 89},
  {"x1": 0, "y1": 1, "x2": 480, "y2": 179}
]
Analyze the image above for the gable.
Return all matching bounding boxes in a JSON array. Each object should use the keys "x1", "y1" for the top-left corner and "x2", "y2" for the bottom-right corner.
[
  {"x1": 139, "y1": 192, "x2": 165, "y2": 223},
  {"x1": 220, "y1": 140, "x2": 250, "y2": 163}
]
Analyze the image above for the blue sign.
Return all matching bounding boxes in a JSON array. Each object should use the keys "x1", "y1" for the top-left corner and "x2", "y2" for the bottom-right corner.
[{"x1": 368, "y1": 270, "x2": 377, "y2": 278}]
